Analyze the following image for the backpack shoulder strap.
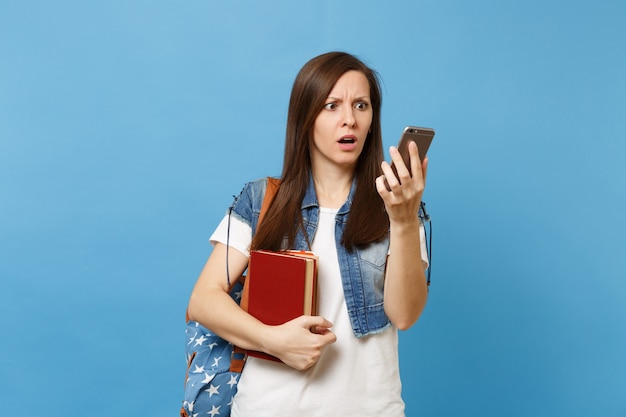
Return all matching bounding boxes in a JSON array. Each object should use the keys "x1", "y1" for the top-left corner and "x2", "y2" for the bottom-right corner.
[{"x1": 258, "y1": 177, "x2": 280, "y2": 226}]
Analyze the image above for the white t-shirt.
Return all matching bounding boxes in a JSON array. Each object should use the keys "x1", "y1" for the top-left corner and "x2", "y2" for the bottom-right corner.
[{"x1": 210, "y1": 208, "x2": 428, "y2": 417}]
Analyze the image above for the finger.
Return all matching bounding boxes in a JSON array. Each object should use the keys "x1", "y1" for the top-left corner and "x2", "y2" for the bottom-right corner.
[
  {"x1": 408, "y1": 141, "x2": 422, "y2": 181},
  {"x1": 311, "y1": 327, "x2": 337, "y2": 344},
  {"x1": 311, "y1": 325, "x2": 328, "y2": 334},
  {"x1": 421, "y1": 156, "x2": 429, "y2": 183},
  {"x1": 301, "y1": 315, "x2": 333, "y2": 330},
  {"x1": 380, "y1": 160, "x2": 400, "y2": 191},
  {"x1": 389, "y1": 146, "x2": 411, "y2": 184},
  {"x1": 375, "y1": 174, "x2": 387, "y2": 194},
  {"x1": 317, "y1": 331, "x2": 337, "y2": 345}
]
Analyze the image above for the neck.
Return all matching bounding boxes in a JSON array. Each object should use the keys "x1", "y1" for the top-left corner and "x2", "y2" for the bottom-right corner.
[{"x1": 312, "y1": 169, "x2": 353, "y2": 209}]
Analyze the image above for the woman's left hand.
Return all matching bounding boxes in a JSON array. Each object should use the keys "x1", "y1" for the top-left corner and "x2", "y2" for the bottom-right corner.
[
  {"x1": 375, "y1": 140, "x2": 428, "y2": 223},
  {"x1": 375, "y1": 140, "x2": 429, "y2": 330}
]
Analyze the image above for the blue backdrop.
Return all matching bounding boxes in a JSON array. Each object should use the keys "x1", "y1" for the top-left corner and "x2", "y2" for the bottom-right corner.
[{"x1": 1, "y1": 1, "x2": 625, "y2": 416}]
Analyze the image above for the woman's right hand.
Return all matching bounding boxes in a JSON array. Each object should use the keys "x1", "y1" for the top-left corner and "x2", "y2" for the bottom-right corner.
[
  {"x1": 189, "y1": 243, "x2": 336, "y2": 371},
  {"x1": 264, "y1": 315, "x2": 337, "y2": 371}
]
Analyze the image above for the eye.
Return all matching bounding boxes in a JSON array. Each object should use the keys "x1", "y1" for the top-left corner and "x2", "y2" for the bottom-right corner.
[
  {"x1": 323, "y1": 102, "x2": 337, "y2": 111},
  {"x1": 355, "y1": 101, "x2": 369, "y2": 110}
]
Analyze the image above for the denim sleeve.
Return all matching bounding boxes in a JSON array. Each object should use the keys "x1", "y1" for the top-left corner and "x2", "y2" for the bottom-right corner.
[{"x1": 227, "y1": 178, "x2": 267, "y2": 236}]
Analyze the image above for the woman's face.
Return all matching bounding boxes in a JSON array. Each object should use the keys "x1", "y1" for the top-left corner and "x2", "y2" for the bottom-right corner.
[{"x1": 310, "y1": 70, "x2": 373, "y2": 172}]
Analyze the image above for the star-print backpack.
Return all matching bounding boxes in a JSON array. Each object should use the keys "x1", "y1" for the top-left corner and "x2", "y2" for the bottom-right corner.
[
  {"x1": 180, "y1": 283, "x2": 246, "y2": 417},
  {"x1": 180, "y1": 178, "x2": 280, "y2": 417}
]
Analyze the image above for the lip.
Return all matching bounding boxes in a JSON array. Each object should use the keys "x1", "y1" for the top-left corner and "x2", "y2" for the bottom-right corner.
[{"x1": 337, "y1": 135, "x2": 358, "y2": 151}]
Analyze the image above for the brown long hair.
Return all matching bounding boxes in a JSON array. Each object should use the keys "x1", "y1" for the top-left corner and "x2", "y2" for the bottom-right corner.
[{"x1": 251, "y1": 52, "x2": 388, "y2": 252}]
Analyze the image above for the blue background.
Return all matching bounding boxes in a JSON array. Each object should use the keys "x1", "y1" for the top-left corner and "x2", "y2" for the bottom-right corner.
[{"x1": 1, "y1": 1, "x2": 625, "y2": 416}]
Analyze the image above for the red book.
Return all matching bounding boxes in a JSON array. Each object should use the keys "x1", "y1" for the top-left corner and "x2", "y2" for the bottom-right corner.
[{"x1": 240, "y1": 250, "x2": 318, "y2": 362}]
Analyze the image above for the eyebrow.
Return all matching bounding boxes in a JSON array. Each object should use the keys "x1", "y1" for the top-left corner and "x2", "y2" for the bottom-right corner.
[{"x1": 326, "y1": 95, "x2": 371, "y2": 101}]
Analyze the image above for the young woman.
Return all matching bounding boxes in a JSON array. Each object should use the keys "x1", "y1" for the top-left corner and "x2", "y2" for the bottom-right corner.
[{"x1": 187, "y1": 51, "x2": 430, "y2": 417}]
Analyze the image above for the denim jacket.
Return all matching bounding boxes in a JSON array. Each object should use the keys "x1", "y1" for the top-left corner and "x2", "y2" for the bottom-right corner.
[{"x1": 229, "y1": 176, "x2": 392, "y2": 338}]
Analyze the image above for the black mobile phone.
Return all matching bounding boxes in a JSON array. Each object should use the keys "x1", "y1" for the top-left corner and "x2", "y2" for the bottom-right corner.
[{"x1": 396, "y1": 126, "x2": 435, "y2": 174}]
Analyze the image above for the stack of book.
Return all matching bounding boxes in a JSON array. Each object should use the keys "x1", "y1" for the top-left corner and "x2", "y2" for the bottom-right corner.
[{"x1": 240, "y1": 250, "x2": 318, "y2": 361}]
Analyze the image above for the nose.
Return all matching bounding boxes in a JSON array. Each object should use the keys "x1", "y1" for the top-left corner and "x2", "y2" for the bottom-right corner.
[{"x1": 342, "y1": 107, "x2": 355, "y2": 127}]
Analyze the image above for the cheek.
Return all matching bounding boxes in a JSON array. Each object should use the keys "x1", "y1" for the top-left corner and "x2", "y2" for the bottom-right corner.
[
  {"x1": 313, "y1": 116, "x2": 334, "y2": 141},
  {"x1": 358, "y1": 111, "x2": 373, "y2": 130}
]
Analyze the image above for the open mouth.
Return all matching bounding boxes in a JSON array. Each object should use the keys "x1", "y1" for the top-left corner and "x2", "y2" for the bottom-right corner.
[{"x1": 338, "y1": 137, "x2": 356, "y2": 144}]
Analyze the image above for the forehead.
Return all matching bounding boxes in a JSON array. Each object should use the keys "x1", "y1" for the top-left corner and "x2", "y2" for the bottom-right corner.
[{"x1": 328, "y1": 70, "x2": 370, "y2": 96}]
